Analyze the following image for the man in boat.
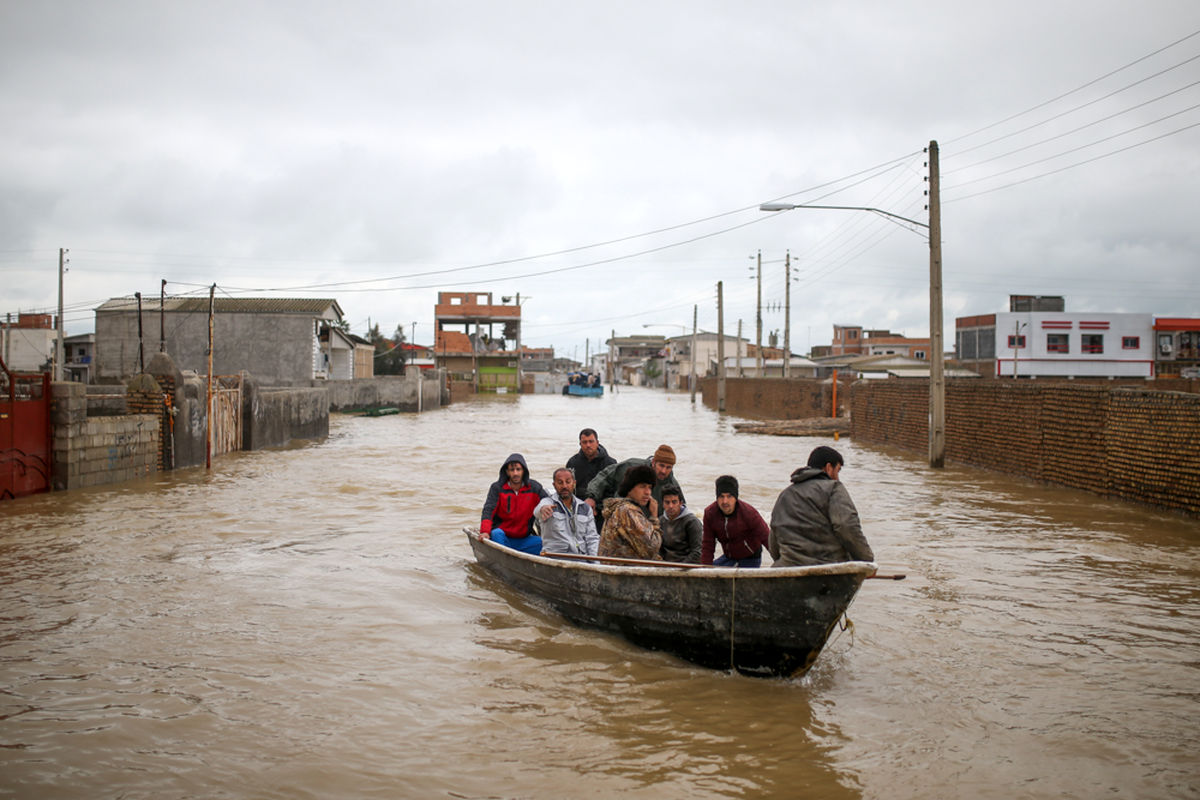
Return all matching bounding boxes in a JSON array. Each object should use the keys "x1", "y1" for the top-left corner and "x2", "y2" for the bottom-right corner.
[
  {"x1": 534, "y1": 467, "x2": 599, "y2": 556},
  {"x1": 658, "y1": 486, "x2": 702, "y2": 563},
  {"x1": 768, "y1": 445, "x2": 874, "y2": 566},
  {"x1": 701, "y1": 475, "x2": 770, "y2": 567},
  {"x1": 598, "y1": 464, "x2": 663, "y2": 561},
  {"x1": 565, "y1": 428, "x2": 617, "y2": 500},
  {"x1": 479, "y1": 453, "x2": 549, "y2": 555},
  {"x1": 586, "y1": 444, "x2": 684, "y2": 528}
]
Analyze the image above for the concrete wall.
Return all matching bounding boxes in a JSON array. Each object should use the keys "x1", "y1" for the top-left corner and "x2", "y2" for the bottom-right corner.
[
  {"x1": 322, "y1": 370, "x2": 445, "y2": 411},
  {"x1": 50, "y1": 381, "x2": 159, "y2": 490},
  {"x1": 244, "y1": 378, "x2": 329, "y2": 451},
  {"x1": 95, "y1": 309, "x2": 321, "y2": 384},
  {"x1": 849, "y1": 379, "x2": 1200, "y2": 515}
]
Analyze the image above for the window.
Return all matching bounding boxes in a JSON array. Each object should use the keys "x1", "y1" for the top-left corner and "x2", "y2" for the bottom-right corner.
[
  {"x1": 1122, "y1": 336, "x2": 1139, "y2": 349},
  {"x1": 848, "y1": 330, "x2": 859, "y2": 340},
  {"x1": 1007, "y1": 335, "x2": 1026, "y2": 348},
  {"x1": 1047, "y1": 333, "x2": 1069, "y2": 353},
  {"x1": 1082, "y1": 334, "x2": 1104, "y2": 354}
]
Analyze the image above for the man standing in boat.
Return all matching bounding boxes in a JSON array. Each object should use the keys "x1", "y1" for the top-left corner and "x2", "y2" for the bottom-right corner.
[
  {"x1": 586, "y1": 444, "x2": 684, "y2": 527},
  {"x1": 701, "y1": 475, "x2": 770, "y2": 567},
  {"x1": 768, "y1": 445, "x2": 874, "y2": 566},
  {"x1": 658, "y1": 486, "x2": 702, "y2": 563},
  {"x1": 479, "y1": 453, "x2": 548, "y2": 555},
  {"x1": 565, "y1": 428, "x2": 616, "y2": 500},
  {"x1": 534, "y1": 467, "x2": 599, "y2": 556},
  {"x1": 598, "y1": 464, "x2": 663, "y2": 560}
]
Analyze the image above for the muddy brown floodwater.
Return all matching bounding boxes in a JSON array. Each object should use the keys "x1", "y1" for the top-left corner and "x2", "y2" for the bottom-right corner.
[{"x1": 2, "y1": 387, "x2": 1198, "y2": 799}]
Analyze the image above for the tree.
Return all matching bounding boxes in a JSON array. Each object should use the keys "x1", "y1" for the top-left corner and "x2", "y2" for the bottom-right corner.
[{"x1": 373, "y1": 323, "x2": 407, "y2": 375}]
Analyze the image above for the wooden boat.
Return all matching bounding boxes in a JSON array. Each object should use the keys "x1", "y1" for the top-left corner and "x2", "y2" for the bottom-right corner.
[
  {"x1": 565, "y1": 384, "x2": 603, "y2": 397},
  {"x1": 465, "y1": 530, "x2": 876, "y2": 677}
]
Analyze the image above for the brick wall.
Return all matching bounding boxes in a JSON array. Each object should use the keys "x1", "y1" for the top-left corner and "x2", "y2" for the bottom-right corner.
[
  {"x1": 699, "y1": 377, "x2": 841, "y2": 419},
  {"x1": 850, "y1": 379, "x2": 1200, "y2": 515},
  {"x1": 51, "y1": 381, "x2": 159, "y2": 490}
]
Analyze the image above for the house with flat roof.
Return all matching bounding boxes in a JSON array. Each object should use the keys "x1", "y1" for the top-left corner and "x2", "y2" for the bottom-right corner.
[
  {"x1": 434, "y1": 291, "x2": 523, "y2": 392},
  {"x1": 956, "y1": 311, "x2": 1154, "y2": 378},
  {"x1": 94, "y1": 296, "x2": 350, "y2": 383}
]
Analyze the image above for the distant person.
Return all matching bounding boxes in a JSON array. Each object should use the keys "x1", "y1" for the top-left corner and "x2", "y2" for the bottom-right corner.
[
  {"x1": 534, "y1": 467, "x2": 599, "y2": 556},
  {"x1": 701, "y1": 475, "x2": 770, "y2": 567},
  {"x1": 658, "y1": 486, "x2": 702, "y2": 563},
  {"x1": 565, "y1": 428, "x2": 617, "y2": 499},
  {"x1": 598, "y1": 464, "x2": 663, "y2": 560},
  {"x1": 586, "y1": 444, "x2": 684, "y2": 525},
  {"x1": 479, "y1": 453, "x2": 548, "y2": 555},
  {"x1": 768, "y1": 446, "x2": 874, "y2": 566}
]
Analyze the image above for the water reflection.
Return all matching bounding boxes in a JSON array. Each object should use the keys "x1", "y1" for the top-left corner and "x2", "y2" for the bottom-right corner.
[{"x1": 1, "y1": 387, "x2": 1198, "y2": 798}]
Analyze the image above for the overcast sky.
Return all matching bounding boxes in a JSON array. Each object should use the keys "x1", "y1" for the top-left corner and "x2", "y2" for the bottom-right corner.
[{"x1": 3, "y1": 1, "x2": 1198, "y2": 362}]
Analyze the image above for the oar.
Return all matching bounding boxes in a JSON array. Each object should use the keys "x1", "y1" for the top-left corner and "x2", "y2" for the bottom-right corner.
[
  {"x1": 540, "y1": 551, "x2": 712, "y2": 569},
  {"x1": 866, "y1": 573, "x2": 906, "y2": 580}
]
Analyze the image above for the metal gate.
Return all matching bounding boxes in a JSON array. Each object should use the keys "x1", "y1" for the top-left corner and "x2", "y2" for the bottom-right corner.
[
  {"x1": 210, "y1": 374, "x2": 243, "y2": 457},
  {"x1": 1, "y1": 361, "x2": 52, "y2": 500}
]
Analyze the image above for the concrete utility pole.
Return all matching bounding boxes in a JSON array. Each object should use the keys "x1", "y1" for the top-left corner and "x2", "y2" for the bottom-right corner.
[
  {"x1": 690, "y1": 304, "x2": 697, "y2": 404},
  {"x1": 160, "y1": 279, "x2": 167, "y2": 352},
  {"x1": 514, "y1": 292, "x2": 522, "y2": 394},
  {"x1": 135, "y1": 292, "x2": 145, "y2": 374},
  {"x1": 755, "y1": 250, "x2": 763, "y2": 378},
  {"x1": 609, "y1": 328, "x2": 616, "y2": 391},
  {"x1": 716, "y1": 282, "x2": 726, "y2": 413},
  {"x1": 205, "y1": 283, "x2": 215, "y2": 470},
  {"x1": 737, "y1": 319, "x2": 744, "y2": 377},
  {"x1": 784, "y1": 250, "x2": 792, "y2": 379},
  {"x1": 56, "y1": 248, "x2": 67, "y2": 381},
  {"x1": 928, "y1": 140, "x2": 945, "y2": 468}
]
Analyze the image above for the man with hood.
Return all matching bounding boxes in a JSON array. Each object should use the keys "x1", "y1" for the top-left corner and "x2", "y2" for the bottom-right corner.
[
  {"x1": 702, "y1": 475, "x2": 770, "y2": 567},
  {"x1": 565, "y1": 428, "x2": 616, "y2": 497},
  {"x1": 658, "y1": 486, "x2": 702, "y2": 563},
  {"x1": 479, "y1": 453, "x2": 548, "y2": 554},
  {"x1": 598, "y1": 464, "x2": 663, "y2": 561},
  {"x1": 586, "y1": 444, "x2": 684, "y2": 526},
  {"x1": 768, "y1": 446, "x2": 874, "y2": 567},
  {"x1": 534, "y1": 466, "x2": 599, "y2": 556}
]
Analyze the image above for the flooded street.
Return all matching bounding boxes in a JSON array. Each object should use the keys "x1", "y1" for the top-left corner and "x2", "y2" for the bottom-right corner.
[{"x1": 2, "y1": 387, "x2": 1198, "y2": 799}]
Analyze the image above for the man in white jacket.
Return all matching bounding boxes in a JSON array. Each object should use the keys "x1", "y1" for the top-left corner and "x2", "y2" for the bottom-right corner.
[{"x1": 535, "y1": 467, "x2": 599, "y2": 556}]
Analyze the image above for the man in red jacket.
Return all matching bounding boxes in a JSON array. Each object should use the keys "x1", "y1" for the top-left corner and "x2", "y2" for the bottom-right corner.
[
  {"x1": 479, "y1": 453, "x2": 548, "y2": 554},
  {"x1": 701, "y1": 475, "x2": 770, "y2": 567}
]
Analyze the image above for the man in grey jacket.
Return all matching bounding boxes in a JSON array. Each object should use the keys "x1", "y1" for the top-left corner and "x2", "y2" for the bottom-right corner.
[
  {"x1": 658, "y1": 487, "x2": 702, "y2": 563},
  {"x1": 535, "y1": 467, "x2": 599, "y2": 556},
  {"x1": 768, "y1": 446, "x2": 875, "y2": 567}
]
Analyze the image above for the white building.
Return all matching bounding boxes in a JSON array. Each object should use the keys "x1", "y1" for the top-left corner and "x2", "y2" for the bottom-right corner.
[{"x1": 957, "y1": 311, "x2": 1155, "y2": 378}]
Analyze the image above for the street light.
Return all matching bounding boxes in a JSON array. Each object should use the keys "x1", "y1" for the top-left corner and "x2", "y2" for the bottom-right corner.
[{"x1": 759, "y1": 140, "x2": 944, "y2": 468}]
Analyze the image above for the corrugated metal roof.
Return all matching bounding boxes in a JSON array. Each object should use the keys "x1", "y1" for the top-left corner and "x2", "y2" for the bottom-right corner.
[{"x1": 96, "y1": 297, "x2": 342, "y2": 316}]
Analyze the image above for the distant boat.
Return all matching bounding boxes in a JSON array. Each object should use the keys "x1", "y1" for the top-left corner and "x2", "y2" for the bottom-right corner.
[
  {"x1": 566, "y1": 384, "x2": 603, "y2": 397},
  {"x1": 464, "y1": 529, "x2": 875, "y2": 677}
]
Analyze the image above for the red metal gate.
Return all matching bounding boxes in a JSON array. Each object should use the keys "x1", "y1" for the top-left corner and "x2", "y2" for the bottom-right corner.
[{"x1": 1, "y1": 358, "x2": 52, "y2": 500}]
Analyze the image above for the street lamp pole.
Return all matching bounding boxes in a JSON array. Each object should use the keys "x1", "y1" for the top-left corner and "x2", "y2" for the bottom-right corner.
[{"x1": 760, "y1": 140, "x2": 944, "y2": 467}]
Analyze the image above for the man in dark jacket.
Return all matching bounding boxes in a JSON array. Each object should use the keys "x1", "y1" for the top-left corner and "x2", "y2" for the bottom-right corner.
[
  {"x1": 659, "y1": 486, "x2": 702, "y2": 563},
  {"x1": 565, "y1": 428, "x2": 616, "y2": 496},
  {"x1": 586, "y1": 444, "x2": 684, "y2": 525},
  {"x1": 768, "y1": 446, "x2": 874, "y2": 567},
  {"x1": 479, "y1": 453, "x2": 548, "y2": 554},
  {"x1": 701, "y1": 475, "x2": 769, "y2": 567}
]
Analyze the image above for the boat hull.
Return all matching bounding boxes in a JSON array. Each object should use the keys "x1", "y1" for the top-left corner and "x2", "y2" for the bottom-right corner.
[
  {"x1": 466, "y1": 532, "x2": 872, "y2": 677},
  {"x1": 566, "y1": 384, "x2": 603, "y2": 397}
]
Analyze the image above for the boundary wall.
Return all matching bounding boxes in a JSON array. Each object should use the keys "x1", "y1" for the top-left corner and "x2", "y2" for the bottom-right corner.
[
  {"x1": 698, "y1": 377, "x2": 844, "y2": 419},
  {"x1": 849, "y1": 379, "x2": 1200, "y2": 515},
  {"x1": 51, "y1": 381, "x2": 159, "y2": 491}
]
